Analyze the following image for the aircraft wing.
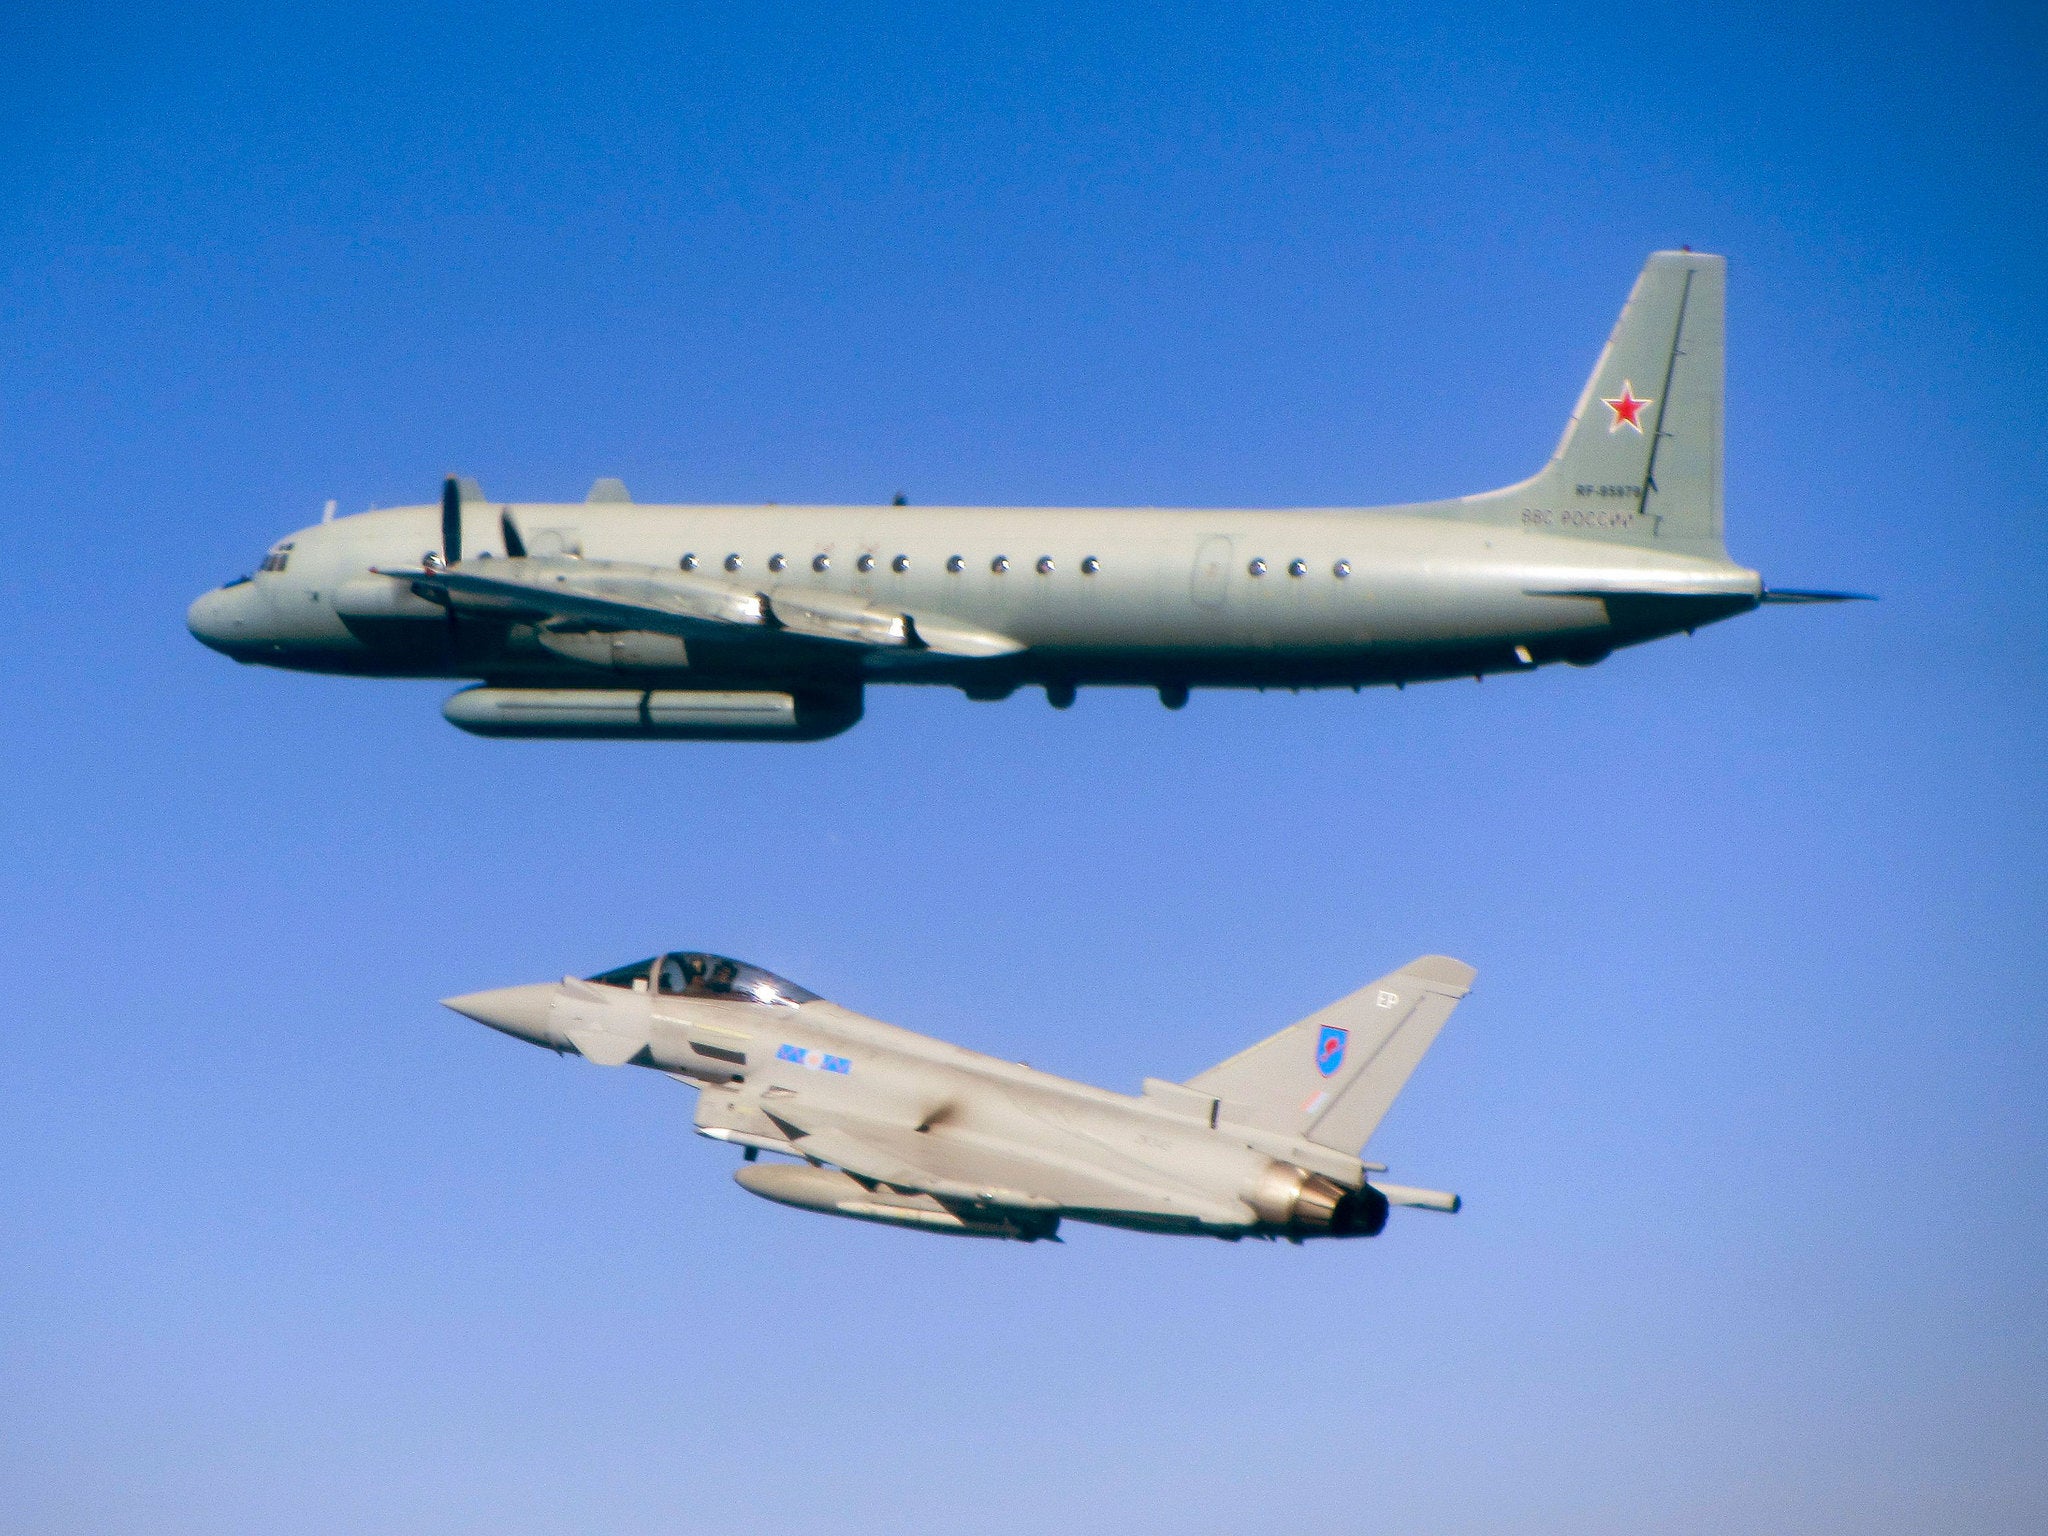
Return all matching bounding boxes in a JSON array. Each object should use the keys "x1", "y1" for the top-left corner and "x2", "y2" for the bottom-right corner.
[
  {"x1": 756, "y1": 1095, "x2": 1252, "y2": 1224},
  {"x1": 758, "y1": 1098, "x2": 1060, "y2": 1210},
  {"x1": 377, "y1": 557, "x2": 1024, "y2": 658}
]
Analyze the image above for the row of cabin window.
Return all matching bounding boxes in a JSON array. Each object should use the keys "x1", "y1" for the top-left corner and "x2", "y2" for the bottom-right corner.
[
  {"x1": 673, "y1": 553, "x2": 1356, "y2": 579},
  {"x1": 1251, "y1": 558, "x2": 1352, "y2": 578},
  {"x1": 680, "y1": 552, "x2": 1104, "y2": 576}
]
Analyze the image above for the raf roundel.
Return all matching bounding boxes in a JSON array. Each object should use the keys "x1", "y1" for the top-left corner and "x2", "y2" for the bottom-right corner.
[{"x1": 1315, "y1": 1025, "x2": 1348, "y2": 1077}]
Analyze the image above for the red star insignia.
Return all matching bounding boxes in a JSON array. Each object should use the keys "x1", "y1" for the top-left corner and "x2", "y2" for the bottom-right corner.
[{"x1": 1602, "y1": 381, "x2": 1651, "y2": 433}]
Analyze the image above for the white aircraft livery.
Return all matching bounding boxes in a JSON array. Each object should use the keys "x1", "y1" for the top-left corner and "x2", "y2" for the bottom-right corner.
[{"x1": 187, "y1": 251, "x2": 1861, "y2": 740}]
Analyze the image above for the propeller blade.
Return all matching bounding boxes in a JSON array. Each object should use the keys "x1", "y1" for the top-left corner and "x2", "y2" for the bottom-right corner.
[
  {"x1": 438, "y1": 476, "x2": 463, "y2": 645},
  {"x1": 500, "y1": 509, "x2": 527, "y2": 558},
  {"x1": 441, "y1": 476, "x2": 462, "y2": 565}
]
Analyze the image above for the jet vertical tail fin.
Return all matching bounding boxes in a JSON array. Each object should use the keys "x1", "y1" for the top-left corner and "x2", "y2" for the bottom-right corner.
[
  {"x1": 1462, "y1": 250, "x2": 1727, "y2": 559},
  {"x1": 1186, "y1": 956, "x2": 1474, "y2": 1155}
]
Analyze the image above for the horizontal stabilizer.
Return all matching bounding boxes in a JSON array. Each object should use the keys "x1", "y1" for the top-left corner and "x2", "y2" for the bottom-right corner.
[
  {"x1": 1524, "y1": 573, "x2": 1759, "y2": 600},
  {"x1": 1524, "y1": 585, "x2": 1759, "y2": 634}
]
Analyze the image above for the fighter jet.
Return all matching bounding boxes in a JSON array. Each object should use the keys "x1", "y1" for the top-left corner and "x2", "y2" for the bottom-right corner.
[
  {"x1": 445, "y1": 950, "x2": 1472, "y2": 1242},
  {"x1": 189, "y1": 250, "x2": 1861, "y2": 741}
]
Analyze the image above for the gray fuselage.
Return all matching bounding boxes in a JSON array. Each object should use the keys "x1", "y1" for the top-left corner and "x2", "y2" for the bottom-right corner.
[
  {"x1": 190, "y1": 497, "x2": 1760, "y2": 696},
  {"x1": 188, "y1": 252, "x2": 1799, "y2": 732}
]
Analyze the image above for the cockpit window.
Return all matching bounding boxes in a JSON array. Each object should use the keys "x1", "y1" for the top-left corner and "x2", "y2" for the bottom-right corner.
[
  {"x1": 588, "y1": 957, "x2": 656, "y2": 990},
  {"x1": 259, "y1": 541, "x2": 294, "y2": 573},
  {"x1": 654, "y1": 952, "x2": 818, "y2": 1006}
]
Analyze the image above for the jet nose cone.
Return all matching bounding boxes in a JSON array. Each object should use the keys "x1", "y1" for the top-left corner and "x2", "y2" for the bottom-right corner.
[
  {"x1": 443, "y1": 984, "x2": 558, "y2": 1047},
  {"x1": 187, "y1": 582, "x2": 256, "y2": 654}
]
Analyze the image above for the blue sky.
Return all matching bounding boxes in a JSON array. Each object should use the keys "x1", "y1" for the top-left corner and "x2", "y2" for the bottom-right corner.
[{"x1": 2, "y1": 4, "x2": 2043, "y2": 1532}]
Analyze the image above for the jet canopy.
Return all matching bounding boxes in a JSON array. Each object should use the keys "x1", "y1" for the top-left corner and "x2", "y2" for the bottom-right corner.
[{"x1": 587, "y1": 952, "x2": 820, "y2": 1007}]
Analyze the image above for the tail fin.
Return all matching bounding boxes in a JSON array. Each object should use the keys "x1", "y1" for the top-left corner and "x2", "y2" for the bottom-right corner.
[
  {"x1": 1468, "y1": 250, "x2": 1727, "y2": 559},
  {"x1": 1186, "y1": 956, "x2": 1474, "y2": 1154}
]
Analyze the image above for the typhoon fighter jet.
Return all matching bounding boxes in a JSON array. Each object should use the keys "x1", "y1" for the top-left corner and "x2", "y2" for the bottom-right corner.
[
  {"x1": 445, "y1": 950, "x2": 1472, "y2": 1242},
  {"x1": 189, "y1": 250, "x2": 1861, "y2": 741}
]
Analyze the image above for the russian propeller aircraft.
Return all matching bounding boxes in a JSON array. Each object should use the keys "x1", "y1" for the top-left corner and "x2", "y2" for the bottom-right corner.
[
  {"x1": 445, "y1": 950, "x2": 1472, "y2": 1243},
  {"x1": 190, "y1": 250, "x2": 1861, "y2": 740}
]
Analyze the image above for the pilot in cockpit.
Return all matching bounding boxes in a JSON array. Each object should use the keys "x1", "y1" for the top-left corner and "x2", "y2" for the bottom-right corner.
[
  {"x1": 657, "y1": 953, "x2": 700, "y2": 995},
  {"x1": 612, "y1": 951, "x2": 819, "y2": 1007}
]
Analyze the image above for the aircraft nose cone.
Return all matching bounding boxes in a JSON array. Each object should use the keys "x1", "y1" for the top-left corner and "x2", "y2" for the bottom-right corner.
[
  {"x1": 443, "y1": 984, "x2": 558, "y2": 1047},
  {"x1": 186, "y1": 582, "x2": 257, "y2": 654}
]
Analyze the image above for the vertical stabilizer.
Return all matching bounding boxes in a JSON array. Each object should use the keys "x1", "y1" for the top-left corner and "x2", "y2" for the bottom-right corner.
[
  {"x1": 1468, "y1": 250, "x2": 1727, "y2": 559},
  {"x1": 1186, "y1": 956, "x2": 1475, "y2": 1155}
]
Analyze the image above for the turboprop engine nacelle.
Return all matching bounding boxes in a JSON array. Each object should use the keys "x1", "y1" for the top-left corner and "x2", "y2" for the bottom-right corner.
[
  {"x1": 1246, "y1": 1161, "x2": 1390, "y2": 1239},
  {"x1": 534, "y1": 627, "x2": 694, "y2": 670},
  {"x1": 442, "y1": 685, "x2": 863, "y2": 741},
  {"x1": 734, "y1": 1162, "x2": 1061, "y2": 1242}
]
